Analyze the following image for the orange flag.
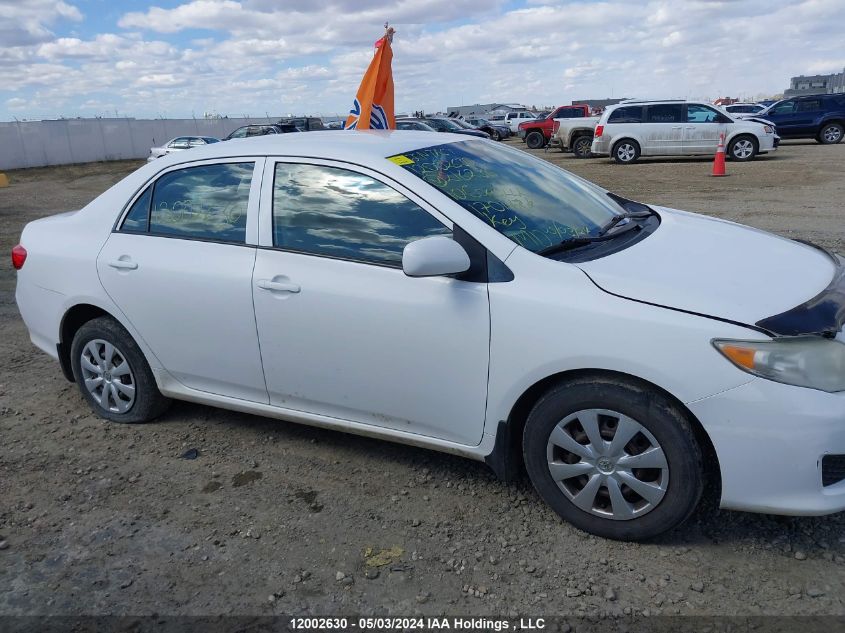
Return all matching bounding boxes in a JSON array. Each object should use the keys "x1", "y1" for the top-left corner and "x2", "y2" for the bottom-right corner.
[{"x1": 344, "y1": 27, "x2": 395, "y2": 130}]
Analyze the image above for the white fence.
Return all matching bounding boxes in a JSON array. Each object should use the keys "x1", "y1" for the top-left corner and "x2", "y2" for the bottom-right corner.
[{"x1": 0, "y1": 116, "x2": 285, "y2": 171}]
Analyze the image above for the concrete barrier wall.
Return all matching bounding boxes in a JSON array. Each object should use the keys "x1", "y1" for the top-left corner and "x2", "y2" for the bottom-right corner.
[{"x1": 0, "y1": 117, "x2": 282, "y2": 170}]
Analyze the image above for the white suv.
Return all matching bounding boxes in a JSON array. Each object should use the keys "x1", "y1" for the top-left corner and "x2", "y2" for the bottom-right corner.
[
  {"x1": 590, "y1": 100, "x2": 779, "y2": 164},
  {"x1": 503, "y1": 111, "x2": 538, "y2": 133}
]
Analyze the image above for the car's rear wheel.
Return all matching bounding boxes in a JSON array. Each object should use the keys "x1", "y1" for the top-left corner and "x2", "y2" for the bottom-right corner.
[
  {"x1": 525, "y1": 131, "x2": 546, "y2": 149},
  {"x1": 71, "y1": 316, "x2": 171, "y2": 423},
  {"x1": 572, "y1": 135, "x2": 593, "y2": 159},
  {"x1": 612, "y1": 139, "x2": 640, "y2": 164},
  {"x1": 728, "y1": 135, "x2": 758, "y2": 161},
  {"x1": 523, "y1": 375, "x2": 703, "y2": 541},
  {"x1": 818, "y1": 122, "x2": 843, "y2": 144}
]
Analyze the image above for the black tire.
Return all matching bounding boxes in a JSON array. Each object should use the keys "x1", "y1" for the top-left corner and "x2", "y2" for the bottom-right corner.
[
  {"x1": 572, "y1": 134, "x2": 594, "y2": 159},
  {"x1": 490, "y1": 129, "x2": 501, "y2": 141},
  {"x1": 728, "y1": 135, "x2": 758, "y2": 161},
  {"x1": 70, "y1": 316, "x2": 171, "y2": 424},
  {"x1": 612, "y1": 139, "x2": 640, "y2": 164},
  {"x1": 523, "y1": 375, "x2": 703, "y2": 541},
  {"x1": 525, "y1": 131, "x2": 546, "y2": 149},
  {"x1": 818, "y1": 122, "x2": 844, "y2": 145}
]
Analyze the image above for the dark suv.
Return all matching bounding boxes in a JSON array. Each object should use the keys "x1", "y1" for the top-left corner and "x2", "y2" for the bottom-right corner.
[
  {"x1": 754, "y1": 94, "x2": 845, "y2": 144},
  {"x1": 278, "y1": 117, "x2": 325, "y2": 132}
]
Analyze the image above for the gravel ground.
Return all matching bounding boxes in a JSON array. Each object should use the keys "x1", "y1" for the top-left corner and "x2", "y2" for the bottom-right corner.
[{"x1": 1, "y1": 140, "x2": 845, "y2": 617}]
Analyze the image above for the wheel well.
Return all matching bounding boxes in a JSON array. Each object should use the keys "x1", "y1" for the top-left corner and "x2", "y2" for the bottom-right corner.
[
  {"x1": 57, "y1": 304, "x2": 109, "y2": 381},
  {"x1": 613, "y1": 137, "x2": 640, "y2": 150},
  {"x1": 489, "y1": 369, "x2": 722, "y2": 500},
  {"x1": 729, "y1": 133, "x2": 758, "y2": 147}
]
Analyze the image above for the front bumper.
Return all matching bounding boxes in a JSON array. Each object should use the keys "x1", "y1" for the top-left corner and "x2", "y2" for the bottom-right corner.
[{"x1": 689, "y1": 378, "x2": 845, "y2": 515}]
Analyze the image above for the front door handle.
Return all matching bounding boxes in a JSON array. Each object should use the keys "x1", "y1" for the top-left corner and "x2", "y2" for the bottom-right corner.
[
  {"x1": 108, "y1": 259, "x2": 138, "y2": 270},
  {"x1": 257, "y1": 279, "x2": 301, "y2": 293}
]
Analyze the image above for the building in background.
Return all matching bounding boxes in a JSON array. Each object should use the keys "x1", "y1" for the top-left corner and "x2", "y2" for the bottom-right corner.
[
  {"x1": 446, "y1": 103, "x2": 529, "y2": 117},
  {"x1": 785, "y1": 68, "x2": 845, "y2": 96}
]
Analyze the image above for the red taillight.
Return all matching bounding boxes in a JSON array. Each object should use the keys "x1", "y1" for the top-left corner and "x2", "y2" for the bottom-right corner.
[
  {"x1": 594, "y1": 125, "x2": 604, "y2": 138},
  {"x1": 12, "y1": 244, "x2": 27, "y2": 270}
]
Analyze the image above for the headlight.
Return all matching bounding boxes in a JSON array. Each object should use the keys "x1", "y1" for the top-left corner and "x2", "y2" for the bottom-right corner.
[
  {"x1": 763, "y1": 125, "x2": 774, "y2": 134},
  {"x1": 713, "y1": 337, "x2": 845, "y2": 392}
]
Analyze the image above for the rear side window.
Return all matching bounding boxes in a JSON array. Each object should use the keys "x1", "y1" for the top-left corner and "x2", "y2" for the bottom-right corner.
[
  {"x1": 646, "y1": 104, "x2": 684, "y2": 123},
  {"x1": 796, "y1": 99, "x2": 821, "y2": 112},
  {"x1": 121, "y1": 186, "x2": 152, "y2": 233},
  {"x1": 148, "y1": 162, "x2": 253, "y2": 243},
  {"x1": 272, "y1": 163, "x2": 450, "y2": 266},
  {"x1": 607, "y1": 106, "x2": 643, "y2": 123}
]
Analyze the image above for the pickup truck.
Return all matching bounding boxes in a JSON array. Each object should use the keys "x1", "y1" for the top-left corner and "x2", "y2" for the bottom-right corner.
[
  {"x1": 548, "y1": 116, "x2": 600, "y2": 158},
  {"x1": 517, "y1": 104, "x2": 591, "y2": 149}
]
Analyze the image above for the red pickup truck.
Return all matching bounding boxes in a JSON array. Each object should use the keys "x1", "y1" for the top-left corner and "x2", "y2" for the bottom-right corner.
[{"x1": 518, "y1": 104, "x2": 591, "y2": 149}]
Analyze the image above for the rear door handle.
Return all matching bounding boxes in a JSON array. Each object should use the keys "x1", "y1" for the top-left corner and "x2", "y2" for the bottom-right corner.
[
  {"x1": 257, "y1": 279, "x2": 301, "y2": 293},
  {"x1": 108, "y1": 259, "x2": 138, "y2": 270}
]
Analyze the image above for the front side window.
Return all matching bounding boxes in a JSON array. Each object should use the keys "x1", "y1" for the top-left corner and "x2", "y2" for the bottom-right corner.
[
  {"x1": 148, "y1": 162, "x2": 253, "y2": 243},
  {"x1": 687, "y1": 104, "x2": 720, "y2": 123},
  {"x1": 168, "y1": 137, "x2": 190, "y2": 149},
  {"x1": 273, "y1": 163, "x2": 450, "y2": 266},
  {"x1": 607, "y1": 106, "x2": 643, "y2": 123},
  {"x1": 646, "y1": 104, "x2": 684, "y2": 123},
  {"x1": 770, "y1": 100, "x2": 795, "y2": 115},
  {"x1": 389, "y1": 140, "x2": 624, "y2": 253}
]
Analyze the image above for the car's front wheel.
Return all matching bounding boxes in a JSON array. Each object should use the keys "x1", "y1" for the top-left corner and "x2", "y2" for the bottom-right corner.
[
  {"x1": 728, "y1": 135, "x2": 758, "y2": 161},
  {"x1": 818, "y1": 122, "x2": 844, "y2": 145},
  {"x1": 525, "y1": 131, "x2": 546, "y2": 149},
  {"x1": 70, "y1": 316, "x2": 171, "y2": 423},
  {"x1": 490, "y1": 129, "x2": 501, "y2": 141},
  {"x1": 523, "y1": 375, "x2": 703, "y2": 541}
]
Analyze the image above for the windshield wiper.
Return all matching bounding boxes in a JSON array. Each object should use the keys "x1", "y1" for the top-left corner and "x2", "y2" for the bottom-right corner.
[{"x1": 537, "y1": 218, "x2": 644, "y2": 257}]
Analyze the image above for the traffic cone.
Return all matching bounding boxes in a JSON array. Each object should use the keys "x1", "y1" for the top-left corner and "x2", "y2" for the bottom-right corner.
[{"x1": 712, "y1": 132, "x2": 727, "y2": 177}]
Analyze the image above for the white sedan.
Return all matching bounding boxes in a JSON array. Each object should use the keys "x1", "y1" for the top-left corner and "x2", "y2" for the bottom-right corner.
[
  {"x1": 147, "y1": 136, "x2": 219, "y2": 161},
  {"x1": 13, "y1": 131, "x2": 845, "y2": 540}
]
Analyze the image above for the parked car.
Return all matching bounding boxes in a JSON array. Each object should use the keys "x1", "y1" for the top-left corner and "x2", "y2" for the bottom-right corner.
[
  {"x1": 449, "y1": 117, "x2": 507, "y2": 141},
  {"x1": 591, "y1": 100, "x2": 779, "y2": 164},
  {"x1": 398, "y1": 117, "x2": 489, "y2": 138},
  {"x1": 464, "y1": 117, "x2": 511, "y2": 141},
  {"x1": 146, "y1": 136, "x2": 219, "y2": 162},
  {"x1": 549, "y1": 116, "x2": 601, "y2": 158},
  {"x1": 396, "y1": 120, "x2": 437, "y2": 132},
  {"x1": 722, "y1": 103, "x2": 766, "y2": 115},
  {"x1": 223, "y1": 124, "x2": 295, "y2": 140},
  {"x1": 278, "y1": 117, "x2": 325, "y2": 132},
  {"x1": 518, "y1": 105, "x2": 592, "y2": 149},
  {"x1": 748, "y1": 94, "x2": 845, "y2": 144},
  {"x1": 13, "y1": 131, "x2": 845, "y2": 541},
  {"x1": 503, "y1": 111, "x2": 538, "y2": 134}
]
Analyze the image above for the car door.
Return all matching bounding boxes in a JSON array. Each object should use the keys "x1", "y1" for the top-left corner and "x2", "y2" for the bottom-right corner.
[
  {"x1": 97, "y1": 158, "x2": 269, "y2": 403},
  {"x1": 642, "y1": 104, "x2": 685, "y2": 155},
  {"x1": 765, "y1": 99, "x2": 799, "y2": 136},
  {"x1": 792, "y1": 98, "x2": 824, "y2": 136},
  {"x1": 251, "y1": 159, "x2": 491, "y2": 445},
  {"x1": 683, "y1": 104, "x2": 729, "y2": 154}
]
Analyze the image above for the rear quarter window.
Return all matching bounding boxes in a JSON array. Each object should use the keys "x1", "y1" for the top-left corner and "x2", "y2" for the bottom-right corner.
[{"x1": 607, "y1": 106, "x2": 644, "y2": 124}]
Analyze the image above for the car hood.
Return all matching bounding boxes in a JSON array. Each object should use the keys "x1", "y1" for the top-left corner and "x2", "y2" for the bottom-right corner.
[{"x1": 575, "y1": 206, "x2": 841, "y2": 334}]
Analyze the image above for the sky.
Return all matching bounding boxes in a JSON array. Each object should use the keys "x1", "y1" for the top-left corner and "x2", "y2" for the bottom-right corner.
[{"x1": 1, "y1": 0, "x2": 844, "y2": 121}]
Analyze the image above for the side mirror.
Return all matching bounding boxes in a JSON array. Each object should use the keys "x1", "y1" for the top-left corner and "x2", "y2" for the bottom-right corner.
[{"x1": 402, "y1": 236, "x2": 470, "y2": 278}]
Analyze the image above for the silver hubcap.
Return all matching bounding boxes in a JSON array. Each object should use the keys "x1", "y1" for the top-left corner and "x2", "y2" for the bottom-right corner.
[
  {"x1": 617, "y1": 144, "x2": 636, "y2": 161},
  {"x1": 824, "y1": 126, "x2": 842, "y2": 142},
  {"x1": 576, "y1": 138, "x2": 590, "y2": 154},
  {"x1": 546, "y1": 409, "x2": 669, "y2": 521},
  {"x1": 80, "y1": 339, "x2": 135, "y2": 414},
  {"x1": 733, "y1": 139, "x2": 753, "y2": 158}
]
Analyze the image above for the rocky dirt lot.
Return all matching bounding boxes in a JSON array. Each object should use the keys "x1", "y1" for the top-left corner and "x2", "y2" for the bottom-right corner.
[{"x1": 1, "y1": 141, "x2": 845, "y2": 618}]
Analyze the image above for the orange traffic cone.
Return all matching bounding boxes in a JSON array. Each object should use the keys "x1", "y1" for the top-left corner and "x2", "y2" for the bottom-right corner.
[{"x1": 712, "y1": 132, "x2": 727, "y2": 177}]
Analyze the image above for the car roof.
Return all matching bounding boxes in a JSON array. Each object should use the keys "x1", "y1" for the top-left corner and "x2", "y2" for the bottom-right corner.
[{"x1": 154, "y1": 130, "x2": 474, "y2": 166}]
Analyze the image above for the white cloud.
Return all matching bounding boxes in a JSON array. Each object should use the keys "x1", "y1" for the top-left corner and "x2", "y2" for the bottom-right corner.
[{"x1": 2, "y1": 0, "x2": 844, "y2": 121}]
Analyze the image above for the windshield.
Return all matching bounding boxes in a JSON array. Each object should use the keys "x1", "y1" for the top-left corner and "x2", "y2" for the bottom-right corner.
[{"x1": 389, "y1": 140, "x2": 623, "y2": 252}]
